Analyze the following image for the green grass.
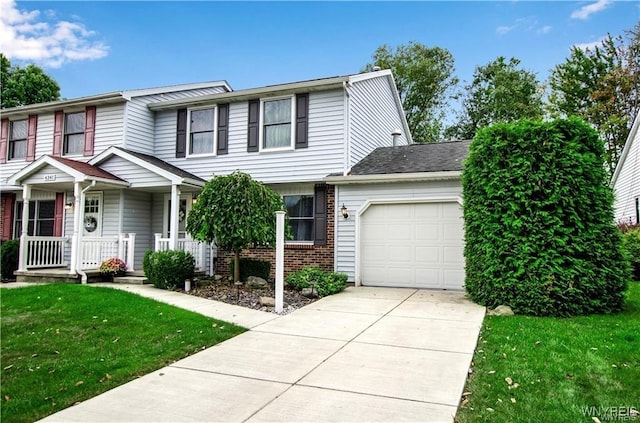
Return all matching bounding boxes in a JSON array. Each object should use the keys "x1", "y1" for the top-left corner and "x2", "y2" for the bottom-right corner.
[
  {"x1": 456, "y1": 283, "x2": 640, "y2": 423},
  {"x1": 1, "y1": 284, "x2": 247, "y2": 423}
]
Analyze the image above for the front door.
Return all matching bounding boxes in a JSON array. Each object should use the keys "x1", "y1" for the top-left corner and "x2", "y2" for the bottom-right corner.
[
  {"x1": 164, "y1": 195, "x2": 192, "y2": 239},
  {"x1": 83, "y1": 192, "x2": 102, "y2": 237}
]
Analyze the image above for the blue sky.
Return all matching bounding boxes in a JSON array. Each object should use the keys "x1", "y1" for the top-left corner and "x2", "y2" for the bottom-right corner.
[{"x1": 2, "y1": 1, "x2": 638, "y2": 101}]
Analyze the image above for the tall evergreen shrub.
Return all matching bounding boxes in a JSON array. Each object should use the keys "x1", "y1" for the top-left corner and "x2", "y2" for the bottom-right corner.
[{"x1": 463, "y1": 118, "x2": 628, "y2": 316}]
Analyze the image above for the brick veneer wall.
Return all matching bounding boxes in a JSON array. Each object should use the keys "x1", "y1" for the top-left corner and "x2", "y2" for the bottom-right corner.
[{"x1": 215, "y1": 185, "x2": 335, "y2": 280}]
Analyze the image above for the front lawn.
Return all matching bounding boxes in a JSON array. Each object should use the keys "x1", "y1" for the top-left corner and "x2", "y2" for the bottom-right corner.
[
  {"x1": 1, "y1": 284, "x2": 246, "y2": 423},
  {"x1": 456, "y1": 283, "x2": 640, "y2": 423}
]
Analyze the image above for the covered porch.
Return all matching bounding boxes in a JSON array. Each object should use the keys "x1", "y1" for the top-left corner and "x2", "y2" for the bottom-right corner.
[{"x1": 6, "y1": 148, "x2": 212, "y2": 282}]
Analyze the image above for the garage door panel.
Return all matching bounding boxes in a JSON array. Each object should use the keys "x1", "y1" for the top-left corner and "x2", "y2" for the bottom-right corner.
[
  {"x1": 360, "y1": 202, "x2": 464, "y2": 290},
  {"x1": 415, "y1": 224, "x2": 440, "y2": 241}
]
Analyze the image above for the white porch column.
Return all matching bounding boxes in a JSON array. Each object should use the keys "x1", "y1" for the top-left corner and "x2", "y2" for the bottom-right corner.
[
  {"x1": 18, "y1": 184, "x2": 31, "y2": 271},
  {"x1": 69, "y1": 182, "x2": 82, "y2": 272},
  {"x1": 154, "y1": 233, "x2": 162, "y2": 251},
  {"x1": 169, "y1": 184, "x2": 180, "y2": 250}
]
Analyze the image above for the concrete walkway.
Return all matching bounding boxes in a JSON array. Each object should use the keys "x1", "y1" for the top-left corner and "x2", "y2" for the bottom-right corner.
[{"x1": 32, "y1": 284, "x2": 485, "y2": 423}]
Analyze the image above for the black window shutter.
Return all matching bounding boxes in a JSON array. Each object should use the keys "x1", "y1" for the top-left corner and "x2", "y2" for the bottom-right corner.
[
  {"x1": 295, "y1": 94, "x2": 309, "y2": 149},
  {"x1": 176, "y1": 109, "x2": 187, "y2": 158},
  {"x1": 314, "y1": 184, "x2": 327, "y2": 246},
  {"x1": 247, "y1": 100, "x2": 259, "y2": 152},
  {"x1": 217, "y1": 104, "x2": 229, "y2": 155}
]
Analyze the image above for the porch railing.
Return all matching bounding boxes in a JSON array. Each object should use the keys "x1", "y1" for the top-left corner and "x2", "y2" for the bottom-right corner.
[
  {"x1": 154, "y1": 234, "x2": 208, "y2": 271},
  {"x1": 21, "y1": 233, "x2": 135, "y2": 271},
  {"x1": 24, "y1": 236, "x2": 69, "y2": 269},
  {"x1": 80, "y1": 233, "x2": 135, "y2": 271}
]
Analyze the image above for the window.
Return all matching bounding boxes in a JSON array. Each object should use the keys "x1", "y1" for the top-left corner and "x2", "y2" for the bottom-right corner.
[
  {"x1": 284, "y1": 195, "x2": 314, "y2": 241},
  {"x1": 8, "y1": 119, "x2": 27, "y2": 160},
  {"x1": 64, "y1": 111, "x2": 85, "y2": 155},
  {"x1": 189, "y1": 108, "x2": 215, "y2": 155},
  {"x1": 14, "y1": 200, "x2": 55, "y2": 237},
  {"x1": 262, "y1": 98, "x2": 293, "y2": 149}
]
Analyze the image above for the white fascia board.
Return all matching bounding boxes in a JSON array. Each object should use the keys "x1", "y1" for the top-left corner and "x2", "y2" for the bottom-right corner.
[
  {"x1": 1, "y1": 93, "x2": 126, "y2": 118},
  {"x1": 325, "y1": 171, "x2": 461, "y2": 185},
  {"x1": 89, "y1": 147, "x2": 198, "y2": 186},
  {"x1": 122, "y1": 81, "x2": 232, "y2": 99},
  {"x1": 148, "y1": 76, "x2": 350, "y2": 111},
  {"x1": 8, "y1": 156, "x2": 86, "y2": 185},
  {"x1": 611, "y1": 113, "x2": 640, "y2": 186}
]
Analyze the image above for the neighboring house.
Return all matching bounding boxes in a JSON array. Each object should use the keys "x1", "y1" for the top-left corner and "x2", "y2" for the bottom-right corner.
[
  {"x1": 327, "y1": 141, "x2": 470, "y2": 290},
  {"x1": 0, "y1": 70, "x2": 411, "y2": 282},
  {"x1": 612, "y1": 113, "x2": 640, "y2": 226}
]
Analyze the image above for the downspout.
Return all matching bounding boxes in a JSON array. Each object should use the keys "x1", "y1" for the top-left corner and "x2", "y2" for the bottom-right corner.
[{"x1": 76, "y1": 181, "x2": 96, "y2": 284}]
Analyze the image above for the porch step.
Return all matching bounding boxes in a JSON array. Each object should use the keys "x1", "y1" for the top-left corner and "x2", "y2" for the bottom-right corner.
[{"x1": 112, "y1": 276, "x2": 148, "y2": 285}]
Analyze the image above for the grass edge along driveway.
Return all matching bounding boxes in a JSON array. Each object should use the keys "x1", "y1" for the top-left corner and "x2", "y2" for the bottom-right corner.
[
  {"x1": 456, "y1": 283, "x2": 640, "y2": 423},
  {"x1": 1, "y1": 284, "x2": 246, "y2": 423}
]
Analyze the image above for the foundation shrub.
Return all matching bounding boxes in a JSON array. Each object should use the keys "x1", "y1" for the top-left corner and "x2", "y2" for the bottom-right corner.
[
  {"x1": 463, "y1": 118, "x2": 628, "y2": 316},
  {"x1": 143, "y1": 249, "x2": 195, "y2": 290},
  {"x1": 0, "y1": 239, "x2": 19, "y2": 279},
  {"x1": 286, "y1": 267, "x2": 347, "y2": 297}
]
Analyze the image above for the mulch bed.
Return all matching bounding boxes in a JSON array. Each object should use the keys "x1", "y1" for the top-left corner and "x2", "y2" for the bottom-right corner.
[{"x1": 183, "y1": 279, "x2": 317, "y2": 315}]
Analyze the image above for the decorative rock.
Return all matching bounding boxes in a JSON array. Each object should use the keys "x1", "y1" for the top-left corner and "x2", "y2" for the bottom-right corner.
[
  {"x1": 213, "y1": 274, "x2": 223, "y2": 282},
  {"x1": 489, "y1": 305, "x2": 514, "y2": 316},
  {"x1": 259, "y1": 296, "x2": 275, "y2": 307},
  {"x1": 247, "y1": 276, "x2": 269, "y2": 288},
  {"x1": 301, "y1": 287, "x2": 318, "y2": 298}
]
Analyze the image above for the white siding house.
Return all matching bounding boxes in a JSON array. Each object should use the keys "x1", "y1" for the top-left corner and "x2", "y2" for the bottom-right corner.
[
  {"x1": 1, "y1": 70, "x2": 412, "y2": 283},
  {"x1": 612, "y1": 114, "x2": 640, "y2": 225}
]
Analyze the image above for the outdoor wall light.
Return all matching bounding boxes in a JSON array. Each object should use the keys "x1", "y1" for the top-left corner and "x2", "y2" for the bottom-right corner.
[
  {"x1": 192, "y1": 193, "x2": 199, "y2": 204},
  {"x1": 340, "y1": 204, "x2": 349, "y2": 219},
  {"x1": 64, "y1": 201, "x2": 74, "y2": 210}
]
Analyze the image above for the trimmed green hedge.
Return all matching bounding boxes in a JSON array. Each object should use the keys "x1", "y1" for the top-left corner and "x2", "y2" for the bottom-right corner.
[
  {"x1": 143, "y1": 249, "x2": 195, "y2": 290},
  {"x1": 621, "y1": 227, "x2": 640, "y2": 280},
  {"x1": 1, "y1": 239, "x2": 19, "y2": 279},
  {"x1": 286, "y1": 267, "x2": 347, "y2": 297},
  {"x1": 463, "y1": 118, "x2": 628, "y2": 316}
]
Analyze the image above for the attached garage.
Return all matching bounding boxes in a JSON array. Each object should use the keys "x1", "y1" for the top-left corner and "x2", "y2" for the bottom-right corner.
[
  {"x1": 359, "y1": 201, "x2": 464, "y2": 289},
  {"x1": 327, "y1": 140, "x2": 470, "y2": 291}
]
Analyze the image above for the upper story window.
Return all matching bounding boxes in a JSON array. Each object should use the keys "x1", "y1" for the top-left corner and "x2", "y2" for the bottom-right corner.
[
  {"x1": 262, "y1": 97, "x2": 293, "y2": 150},
  {"x1": 189, "y1": 108, "x2": 216, "y2": 155},
  {"x1": 8, "y1": 119, "x2": 27, "y2": 160},
  {"x1": 284, "y1": 194, "x2": 314, "y2": 242},
  {"x1": 64, "y1": 111, "x2": 85, "y2": 155}
]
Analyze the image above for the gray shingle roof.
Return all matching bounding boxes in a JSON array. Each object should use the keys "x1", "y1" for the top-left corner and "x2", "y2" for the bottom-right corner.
[
  {"x1": 350, "y1": 140, "x2": 471, "y2": 175},
  {"x1": 115, "y1": 147, "x2": 205, "y2": 182}
]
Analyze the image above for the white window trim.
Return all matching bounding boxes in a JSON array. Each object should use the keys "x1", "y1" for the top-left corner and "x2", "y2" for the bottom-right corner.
[
  {"x1": 63, "y1": 110, "x2": 86, "y2": 157},
  {"x1": 283, "y1": 192, "x2": 314, "y2": 244},
  {"x1": 186, "y1": 105, "x2": 218, "y2": 158},
  {"x1": 259, "y1": 94, "x2": 296, "y2": 153},
  {"x1": 8, "y1": 118, "x2": 28, "y2": 161}
]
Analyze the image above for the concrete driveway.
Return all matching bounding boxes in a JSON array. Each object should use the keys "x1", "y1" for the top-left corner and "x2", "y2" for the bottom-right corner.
[{"x1": 41, "y1": 286, "x2": 485, "y2": 423}]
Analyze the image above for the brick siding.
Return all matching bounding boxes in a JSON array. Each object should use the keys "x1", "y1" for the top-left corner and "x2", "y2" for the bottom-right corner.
[{"x1": 216, "y1": 185, "x2": 335, "y2": 280}]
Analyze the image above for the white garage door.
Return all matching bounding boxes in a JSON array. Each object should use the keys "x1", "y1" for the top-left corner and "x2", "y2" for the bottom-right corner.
[{"x1": 360, "y1": 202, "x2": 464, "y2": 289}]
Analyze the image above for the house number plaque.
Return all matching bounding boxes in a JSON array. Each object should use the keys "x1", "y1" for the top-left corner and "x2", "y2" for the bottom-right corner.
[{"x1": 43, "y1": 175, "x2": 56, "y2": 182}]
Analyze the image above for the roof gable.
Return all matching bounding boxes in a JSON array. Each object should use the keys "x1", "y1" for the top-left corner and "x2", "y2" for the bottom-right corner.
[
  {"x1": 8, "y1": 155, "x2": 127, "y2": 186},
  {"x1": 612, "y1": 113, "x2": 640, "y2": 186}
]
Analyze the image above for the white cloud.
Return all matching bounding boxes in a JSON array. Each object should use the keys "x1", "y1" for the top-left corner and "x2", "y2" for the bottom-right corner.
[
  {"x1": 573, "y1": 38, "x2": 606, "y2": 51},
  {"x1": 496, "y1": 17, "x2": 551, "y2": 36},
  {"x1": 496, "y1": 25, "x2": 516, "y2": 35},
  {"x1": 0, "y1": 0, "x2": 108, "y2": 68},
  {"x1": 537, "y1": 25, "x2": 552, "y2": 35},
  {"x1": 570, "y1": 0, "x2": 611, "y2": 20}
]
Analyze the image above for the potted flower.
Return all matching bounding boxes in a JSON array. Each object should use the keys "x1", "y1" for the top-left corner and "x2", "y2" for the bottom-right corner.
[{"x1": 99, "y1": 257, "x2": 127, "y2": 281}]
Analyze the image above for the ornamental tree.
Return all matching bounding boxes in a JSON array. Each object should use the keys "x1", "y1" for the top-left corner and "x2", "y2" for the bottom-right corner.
[
  {"x1": 185, "y1": 171, "x2": 285, "y2": 283},
  {"x1": 463, "y1": 118, "x2": 628, "y2": 316}
]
